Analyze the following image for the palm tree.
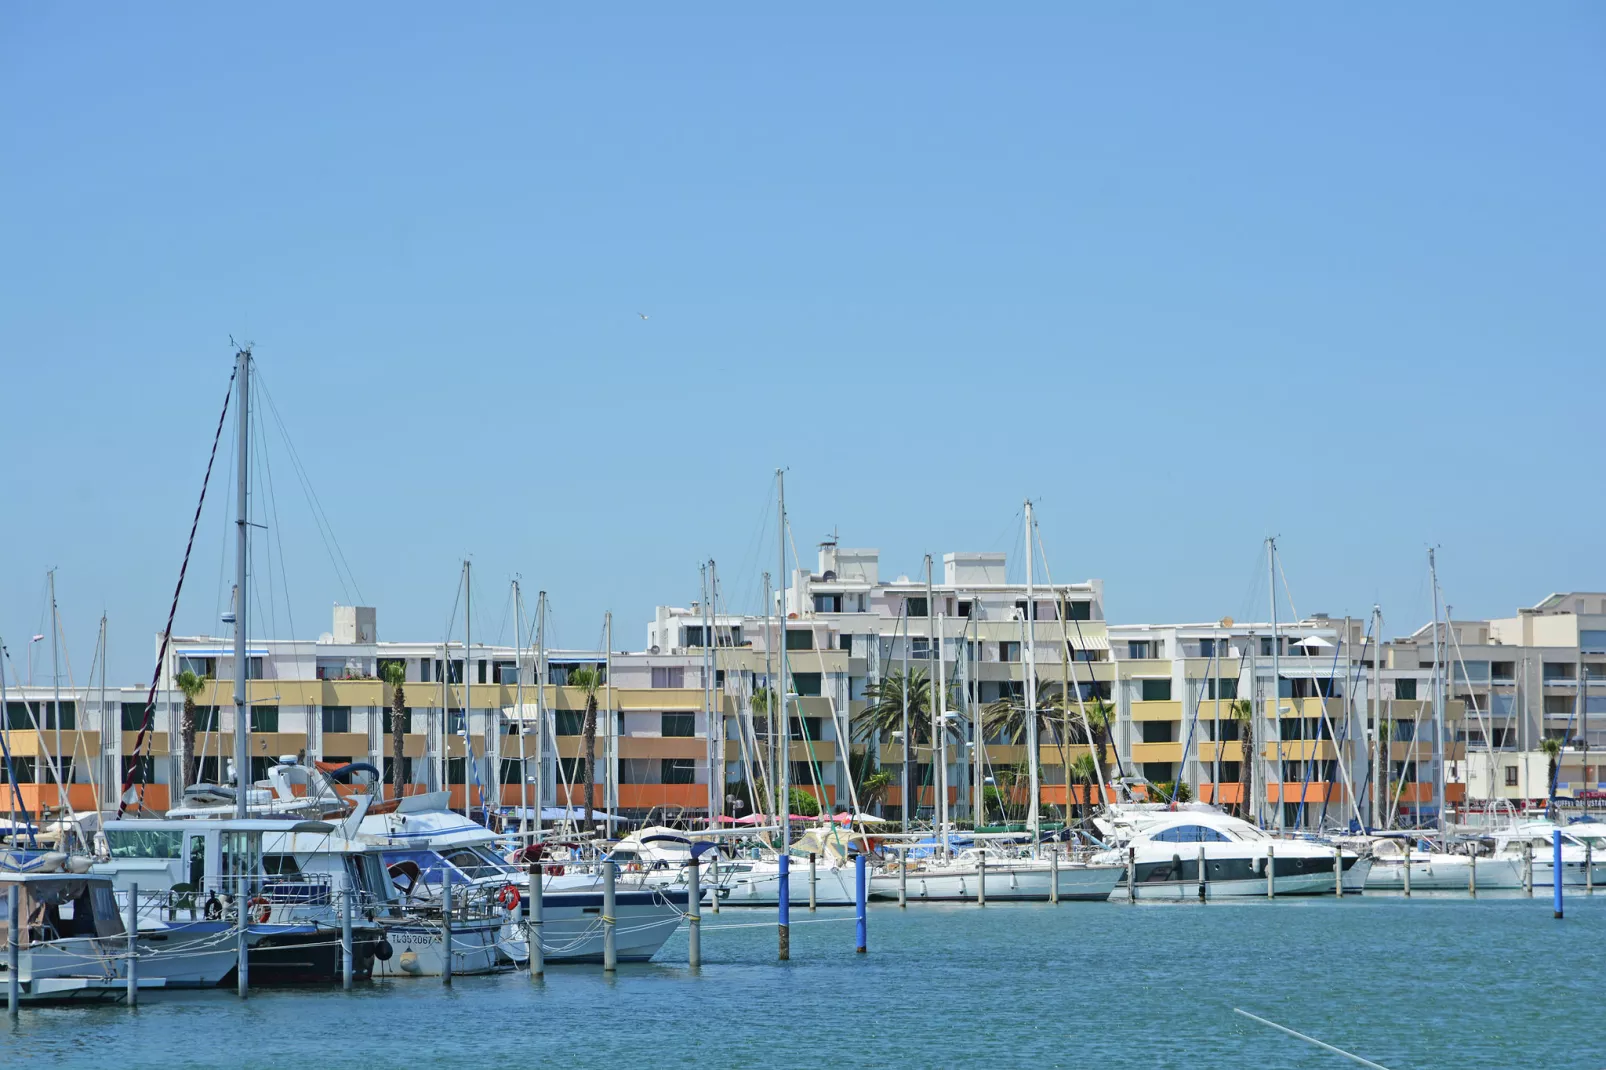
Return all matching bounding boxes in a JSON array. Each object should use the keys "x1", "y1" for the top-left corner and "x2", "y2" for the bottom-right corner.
[
  {"x1": 1543, "y1": 736, "x2": 1563, "y2": 816},
  {"x1": 383, "y1": 661, "x2": 407, "y2": 800},
  {"x1": 568, "y1": 666, "x2": 602, "y2": 833},
  {"x1": 1069, "y1": 752, "x2": 1098, "y2": 823},
  {"x1": 1231, "y1": 699, "x2": 1255, "y2": 820},
  {"x1": 749, "y1": 685, "x2": 778, "y2": 815},
  {"x1": 854, "y1": 669, "x2": 939, "y2": 825},
  {"x1": 174, "y1": 670, "x2": 208, "y2": 793}
]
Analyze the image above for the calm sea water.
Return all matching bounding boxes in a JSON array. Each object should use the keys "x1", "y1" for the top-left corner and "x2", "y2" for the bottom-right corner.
[{"x1": 4, "y1": 891, "x2": 1600, "y2": 1069}]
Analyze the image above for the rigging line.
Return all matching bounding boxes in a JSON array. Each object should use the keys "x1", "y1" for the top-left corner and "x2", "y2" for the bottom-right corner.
[
  {"x1": 120, "y1": 360, "x2": 236, "y2": 814},
  {"x1": 211, "y1": 410, "x2": 236, "y2": 634},
  {"x1": 260, "y1": 403, "x2": 298, "y2": 647},
  {"x1": 252, "y1": 407, "x2": 280, "y2": 647},
  {"x1": 253, "y1": 368, "x2": 365, "y2": 605},
  {"x1": 1231, "y1": 1009, "x2": 1394, "y2": 1070}
]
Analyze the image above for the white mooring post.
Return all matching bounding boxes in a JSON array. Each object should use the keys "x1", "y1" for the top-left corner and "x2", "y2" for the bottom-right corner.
[
  {"x1": 126, "y1": 882, "x2": 139, "y2": 1006},
  {"x1": 687, "y1": 857, "x2": 701, "y2": 969}
]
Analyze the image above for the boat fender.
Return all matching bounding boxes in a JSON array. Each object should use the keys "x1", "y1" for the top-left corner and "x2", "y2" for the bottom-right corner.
[
  {"x1": 399, "y1": 949, "x2": 422, "y2": 975},
  {"x1": 373, "y1": 938, "x2": 394, "y2": 962},
  {"x1": 497, "y1": 883, "x2": 521, "y2": 911},
  {"x1": 204, "y1": 893, "x2": 223, "y2": 920}
]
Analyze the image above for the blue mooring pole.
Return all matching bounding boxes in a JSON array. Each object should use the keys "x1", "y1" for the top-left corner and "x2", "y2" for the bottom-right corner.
[
  {"x1": 1554, "y1": 830, "x2": 1564, "y2": 919},
  {"x1": 778, "y1": 853, "x2": 791, "y2": 960},
  {"x1": 855, "y1": 853, "x2": 867, "y2": 954}
]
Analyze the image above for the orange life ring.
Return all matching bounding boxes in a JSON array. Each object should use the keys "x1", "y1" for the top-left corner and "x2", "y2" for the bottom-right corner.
[
  {"x1": 246, "y1": 896, "x2": 272, "y2": 924},
  {"x1": 497, "y1": 883, "x2": 521, "y2": 911}
]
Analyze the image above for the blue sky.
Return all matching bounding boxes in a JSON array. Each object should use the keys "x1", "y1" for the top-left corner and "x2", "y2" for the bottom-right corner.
[{"x1": 2, "y1": 6, "x2": 1601, "y2": 682}]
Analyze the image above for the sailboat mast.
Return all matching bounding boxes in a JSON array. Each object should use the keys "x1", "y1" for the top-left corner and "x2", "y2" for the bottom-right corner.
[
  {"x1": 776, "y1": 470, "x2": 790, "y2": 847},
  {"x1": 464, "y1": 559, "x2": 472, "y2": 819},
  {"x1": 513, "y1": 580, "x2": 526, "y2": 840},
  {"x1": 535, "y1": 591, "x2": 547, "y2": 837},
  {"x1": 1267, "y1": 537, "x2": 1280, "y2": 831},
  {"x1": 1429, "y1": 549, "x2": 1445, "y2": 832},
  {"x1": 710, "y1": 558, "x2": 722, "y2": 828},
  {"x1": 49, "y1": 570, "x2": 60, "y2": 788},
  {"x1": 702, "y1": 564, "x2": 714, "y2": 828},
  {"x1": 1371, "y1": 604, "x2": 1383, "y2": 830},
  {"x1": 762, "y1": 571, "x2": 774, "y2": 817},
  {"x1": 605, "y1": 611, "x2": 615, "y2": 821},
  {"x1": 232, "y1": 347, "x2": 251, "y2": 820},
  {"x1": 925, "y1": 555, "x2": 936, "y2": 836},
  {"x1": 1024, "y1": 501, "x2": 1040, "y2": 846}
]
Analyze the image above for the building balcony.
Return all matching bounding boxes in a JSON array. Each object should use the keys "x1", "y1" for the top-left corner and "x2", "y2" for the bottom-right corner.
[
  {"x1": 0, "y1": 731, "x2": 102, "y2": 756},
  {"x1": 1198, "y1": 783, "x2": 1244, "y2": 805},
  {"x1": 1130, "y1": 700, "x2": 1182, "y2": 722},
  {"x1": 1263, "y1": 740, "x2": 1337, "y2": 762},
  {"x1": 1131, "y1": 742, "x2": 1184, "y2": 764},
  {"x1": 1196, "y1": 741, "x2": 1244, "y2": 763}
]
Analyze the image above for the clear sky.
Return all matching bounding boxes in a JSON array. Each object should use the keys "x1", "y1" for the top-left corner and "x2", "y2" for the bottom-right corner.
[{"x1": 2, "y1": 5, "x2": 1602, "y2": 684}]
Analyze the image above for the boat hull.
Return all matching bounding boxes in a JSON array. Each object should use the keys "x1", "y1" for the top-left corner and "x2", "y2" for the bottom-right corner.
[
  {"x1": 377, "y1": 917, "x2": 505, "y2": 977},
  {"x1": 506, "y1": 887, "x2": 689, "y2": 964}
]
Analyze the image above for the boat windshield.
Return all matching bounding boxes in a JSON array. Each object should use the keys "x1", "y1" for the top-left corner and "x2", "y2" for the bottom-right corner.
[
  {"x1": 438, "y1": 846, "x2": 515, "y2": 880},
  {"x1": 1228, "y1": 825, "x2": 1269, "y2": 842}
]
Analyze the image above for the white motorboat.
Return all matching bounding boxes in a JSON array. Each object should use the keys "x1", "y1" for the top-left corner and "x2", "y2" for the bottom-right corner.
[
  {"x1": 1093, "y1": 807, "x2": 1362, "y2": 899},
  {"x1": 869, "y1": 847, "x2": 1124, "y2": 902},
  {"x1": 362, "y1": 795, "x2": 688, "y2": 964},
  {"x1": 718, "y1": 826, "x2": 869, "y2": 906},
  {"x1": 93, "y1": 816, "x2": 391, "y2": 985},
  {"x1": 1491, "y1": 821, "x2": 1606, "y2": 888},
  {"x1": 1363, "y1": 836, "x2": 1523, "y2": 891}
]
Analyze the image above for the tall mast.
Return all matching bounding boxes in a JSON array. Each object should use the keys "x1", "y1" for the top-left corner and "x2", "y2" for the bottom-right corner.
[
  {"x1": 464, "y1": 558, "x2": 472, "y2": 819},
  {"x1": 936, "y1": 609, "x2": 949, "y2": 859},
  {"x1": 513, "y1": 580, "x2": 526, "y2": 840},
  {"x1": 535, "y1": 590, "x2": 547, "y2": 837},
  {"x1": 95, "y1": 613, "x2": 107, "y2": 817},
  {"x1": 702, "y1": 563, "x2": 714, "y2": 827},
  {"x1": 900, "y1": 594, "x2": 910, "y2": 834},
  {"x1": 232, "y1": 347, "x2": 251, "y2": 820},
  {"x1": 762, "y1": 571, "x2": 774, "y2": 817},
  {"x1": 1024, "y1": 501, "x2": 1040, "y2": 845},
  {"x1": 605, "y1": 611, "x2": 615, "y2": 821},
  {"x1": 1428, "y1": 549, "x2": 1445, "y2": 831},
  {"x1": 776, "y1": 470, "x2": 791, "y2": 848},
  {"x1": 49, "y1": 570, "x2": 60, "y2": 791},
  {"x1": 1267, "y1": 537, "x2": 1281, "y2": 831},
  {"x1": 710, "y1": 559, "x2": 722, "y2": 828},
  {"x1": 925, "y1": 555, "x2": 936, "y2": 834},
  {"x1": 1371, "y1": 604, "x2": 1383, "y2": 829}
]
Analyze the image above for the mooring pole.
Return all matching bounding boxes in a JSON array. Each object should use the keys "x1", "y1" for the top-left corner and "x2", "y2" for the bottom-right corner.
[
  {"x1": 1334, "y1": 847, "x2": 1343, "y2": 898},
  {"x1": 341, "y1": 885, "x2": 354, "y2": 990},
  {"x1": 1554, "y1": 830, "x2": 1565, "y2": 920},
  {"x1": 977, "y1": 853, "x2": 986, "y2": 907},
  {"x1": 7, "y1": 884, "x2": 18, "y2": 1016},
  {"x1": 1127, "y1": 846, "x2": 1136, "y2": 903},
  {"x1": 125, "y1": 882, "x2": 139, "y2": 1006},
  {"x1": 898, "y1": 847, "x2": 907, "y2": 909},
  {"x1": 1050, "y1": 850, "x2": 1060, "y2": 906},
  {"x1": 687, "y1": 857, "x2": 701, "y2": 968},
  {"x1": 777, "y1": 854, "x2": 790, "y2": 961},
  {"x1": 808, "y1": 852, "x2": 817, "y2": 913},
  {"x1": 1199, "y1": 846, "x2": 1208, "y2": 902},
  {"x1": 603, "y1": 860, "x2": 617, "y2": 972},
  {"x1": 855, "y1": 853, "x2": 867, "y2": 954},
  {"x1": 1266, "y1": 844, "x2": 1275, "y2": 899},
  {"x1": 529, "y1": 862, "x2": 544, "y2": 979}
]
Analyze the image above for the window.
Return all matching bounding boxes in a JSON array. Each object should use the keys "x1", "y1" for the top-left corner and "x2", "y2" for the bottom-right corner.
[
  {"x1": 383, "y1": 756, "x2": 413, "y2": 784},
  {"x1": 661, "y1": 758, "x2": 696, "y2": 785},
  {"x1": 813, "y1": 594, "x2": 842, "y2": 613},
  {"x1": 1543, "y1": 662, "x2": 1575, "y2": 681},
  {"x1": 559, "y1": 756, "x2": 587, "y2": 783},
  {"x1": 790, "y1": 762, "x2": 818, "y2": 787},
  {"x1": 1127, "y1": 641, "x2": 1152, "y2": 660},
  {"x1": 1198, "y1": 638, "x2": 1218, "y2": 658},
  {"x1": 957, "y1": 601, "x2": 973, "y2": 618},
  {"x1": 792, "y1": 672, "x2": 822, "y2": 697},
  {"x1": 43, "y1": 701, "x2": 76, "y2": 730},
  {"x1": 1260, "y1": 637, "x2": 1274, "y2": 657},
  {"x1": 447, "y1": 709, "x2": 466, "y2": 734},
  {"x1": 1212, "y1": 720, "x2": 1241, "y2": 741},
  {"x1": 662, "y1": 713, "x2": 696, "y2": 737},
  {"x1": 1505, "y1": 766, "x2": 1519, "y2": 787},
  {"x1": 911, "y1": 638, "x2": 931, "y2": 661},
  {"x1": 683, "y1": 625, "x2": 707, "y2": 648},
  {"x1": 179, "y1": 656, "x2": 216, "y2": 678},
  {"x1": 0, "y1": 757, "x2": 34, "y2": 784},
  {"x1": 418, "y1": 658, "x2": 432, "y2": 683},
  {"x1": 789, "y1": 717, "x2": 825, "y2": 741},
  {"x1": 321, "y1": 706, "x2": 351, "y2": 733},
  {"x1": 1063, "y1": 600, "x2": 1091, "y2": 622},
  {"x1": 121, "y1": 756, "x2": 153, "y2": 783},
  {"x1": 447, "y1": 758, "x2": 467, "y2": 785},
  {"x1": 785, "y1": 629, "x2": 814, "y2": 651},
  {"x1": 477, "y1": 660, "x2": 487, "y2": 685},
  {"x1": 651, "y1": 666, "x2": 686, "y2": 689},
  {"x1": 249, "y1": 706, "x2": 279, "y2": 733},
  {"x1": 998, "y1": 642, "x2": 1020, "y2": 663},
  {"x1": 1218, "y1": 761, "x2": 1241, "y2": 782},
  {"x1": 839, "y1": 634, "x2": 854, "y2": 652},
  {"x1": 4, "y1": 702, "x2": 31, "y2": 730},
  {"x1": 1152, "y1": 825, "x2": 1231, "y2": 843},
  {"x1": 1140, "y1": 679, "x2": 1172, "y2": 702},
  {"x1": 493, "y1": 661, "x2": 517, "y2": 684},
  {"x1": 906, "y1": 597, "x2": 928, "y2": 619},
  {"x1": 1395, "y1": 679, "x2": 1418, "y2": 700},
  {"x1": 434, "y1": 659, "x2": 464, "y2": 684},
  {"x1": 1141, "y1": 721, "x2": 1172, "y2": 743},
  {"x1": 1492, "y1": 661, "x2": 1516, "y2": 681},
  {"x1": 1206, "y1": 678, "x2": 1238, "y2": 700},
  {"x1": 554, "y1": 710, "x2": 585, "y2": 736},
  {"x1": 383, "y1": 708, "x2": 414, "y2": 734},
  {"x1": 121, "y1": 702, "x2": 151, "y2": 732},
  {"x1": 1141, "y1": 762, "x2": 1174, "y2": 783},
  {"x1": 499, "y1": 758, "x2": 527, "y2": 785},
  {"x1": 106, "y1": 829, "x2": 183, "y2": 858}
]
